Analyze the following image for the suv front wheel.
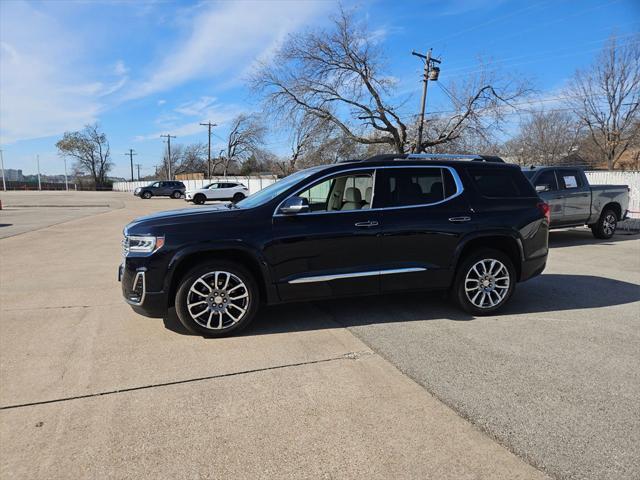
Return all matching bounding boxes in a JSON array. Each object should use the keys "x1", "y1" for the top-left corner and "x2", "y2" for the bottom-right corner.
[
  {"x1": 175, "y1": 261, "x2": 259, "y2": 337},
  {"x1": 453, "y1": 248, "x2": 516, "y2": 315}
]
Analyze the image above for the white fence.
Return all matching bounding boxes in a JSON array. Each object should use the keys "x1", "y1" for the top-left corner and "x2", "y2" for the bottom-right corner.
[
  {"x1": 585, "y1": 171, "x2": 640, "y2": 218},
  {"x1": 112, "y1": 175, "x2": 278, "y2": 195}
]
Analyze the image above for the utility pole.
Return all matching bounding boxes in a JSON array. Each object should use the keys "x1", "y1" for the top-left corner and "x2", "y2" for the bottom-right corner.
[
  {"x1": 160, "y1": 134, "x2": 176, "y2": 180},
  {"x1": 200, "y1": 121, "x2": 217, "y2": 179},
  {"x1": 412, "y1": 48, "x2": 441, "y2": 153},
  {"x1": 124, "y1": 149, "x2": 137, "y2": 182},
  {"x1": 63, "y1": 157, "x2": 69, "y2": 191},
  {"x1": 135, "y1": 163, "x2": 142, "y2": 181},
  {"x1": 36, "y1": 154, "x2": 42, "y2": 191},
  {"x1": 0, "y1": 149, "x2": 6, "y2": 191}
]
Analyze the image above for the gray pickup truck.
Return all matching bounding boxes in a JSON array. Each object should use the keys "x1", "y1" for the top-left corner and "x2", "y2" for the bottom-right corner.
[{"x1": 522, "y1": 166, "x2": 629, "y2": 239}]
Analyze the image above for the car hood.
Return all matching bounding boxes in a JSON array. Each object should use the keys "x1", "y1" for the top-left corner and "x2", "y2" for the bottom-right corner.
[{"x1": 125, "y1": 204, "x2": 241, "y2": 234}]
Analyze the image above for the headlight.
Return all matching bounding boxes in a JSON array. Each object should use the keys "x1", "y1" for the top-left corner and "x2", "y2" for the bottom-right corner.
[
  {"x1": 134, "y1": 187, "x2": 141, "y2": 193},
  {"x1": 127, "y1": 235, "x2": 164, "y2": 253}
]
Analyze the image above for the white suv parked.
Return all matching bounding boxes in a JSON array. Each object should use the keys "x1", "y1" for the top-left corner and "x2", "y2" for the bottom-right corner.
[{"x1": 185, "y1": 182, "x2": 250, "y2": 205}]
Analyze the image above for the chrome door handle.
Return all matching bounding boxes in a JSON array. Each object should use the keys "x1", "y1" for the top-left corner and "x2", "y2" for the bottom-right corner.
[
  {"x1": 354, "y1": 220, "x2": 379, "y2": 227},
  {"x1": 449, "y1": 216, "x2": 471, "y2": 223}
]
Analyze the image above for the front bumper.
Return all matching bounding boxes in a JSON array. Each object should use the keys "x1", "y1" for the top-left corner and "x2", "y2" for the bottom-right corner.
[{"x1": 118, "y1": 263, "x2": 168, "y2": 317}]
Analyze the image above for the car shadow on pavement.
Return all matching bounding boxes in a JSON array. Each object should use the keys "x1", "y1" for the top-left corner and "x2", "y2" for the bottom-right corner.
[
  {"x1": 162, "y1": 273, "x2": 639, "y2": 337},
  {"x1": 549, "y1": 229, "x2": 639, "y2": 248}
]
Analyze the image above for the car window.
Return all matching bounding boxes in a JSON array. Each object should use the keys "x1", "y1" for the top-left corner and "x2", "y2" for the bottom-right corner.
[
  {"x1": 237, "y1": 166, "x2": 325, "y2": 209},
  {"x1": 468, "y1": 168, "x2": 536, "y2": 198},
  {"x1": 374, "y1": 168, "x2": 457, "y2": 208},
  {"x1": 151, "y1": 182, "x2": 160, "y2": 188},
  {"x1": 559, "y1": 170, "x2": 581, "y2": 189},
  {"x1": 534, "y1": 170, "x2": 558, "y2": 191},
  {"x1": 297, "y1": 172, "x2": 374, "y2": 212},
  {"x1": 208, "y1": 184, "x2": 220, "y2": 189}
]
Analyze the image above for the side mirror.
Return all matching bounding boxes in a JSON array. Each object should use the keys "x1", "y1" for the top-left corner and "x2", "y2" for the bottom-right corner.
[
  {"x1": 536, "y1": 184, "x2": 550, "y2": 193},
  {"x1": 279, "y1": 196, "x2": 309, "y2": 214}
]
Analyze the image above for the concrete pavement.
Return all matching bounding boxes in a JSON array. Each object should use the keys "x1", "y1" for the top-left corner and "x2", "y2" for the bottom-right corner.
[{"x1": 0, "y1": 192, "x2": 547, "y2": 479}]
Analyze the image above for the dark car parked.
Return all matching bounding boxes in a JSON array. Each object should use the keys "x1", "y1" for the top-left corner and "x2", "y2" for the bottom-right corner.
[
  {"x1": 134, "y1": 181, "x2": 186, "y2": 199},
  {"x1": 119, "y1": 154, "x2": 549, "y2": 337}
]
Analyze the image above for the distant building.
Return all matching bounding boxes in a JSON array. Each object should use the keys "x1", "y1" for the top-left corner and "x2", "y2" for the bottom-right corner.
[{"x1": 1, "y1": 168, "x2": 23, "y2": 181}]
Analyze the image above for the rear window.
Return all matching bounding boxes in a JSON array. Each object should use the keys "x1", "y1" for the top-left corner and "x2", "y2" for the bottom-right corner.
[
  {"x1": 374, "y1": 168, "x2": 459, "y2": 208},
  {"x1": 468, "y1": 168, "x2": 536, "y2": 198}
]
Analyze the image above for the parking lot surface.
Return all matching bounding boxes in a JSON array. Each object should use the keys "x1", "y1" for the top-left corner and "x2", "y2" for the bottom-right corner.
[
  {"x1": 0, "y1": 192, "x2": 546, "y2": 479},
  {"x1": 1, "y1": 191, "x2": 638, "y2": 479}
]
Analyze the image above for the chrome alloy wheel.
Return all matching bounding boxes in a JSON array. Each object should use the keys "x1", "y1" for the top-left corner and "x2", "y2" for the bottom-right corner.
[
  {"x1": 603, "y1": 213, "x2": 617, "y2": 237},
  {"x1": 464, "y1": 258, "x2": 510, "y2": 309},
  {"x1": 186, "y1": 271, "x2": 250, "y2": 330}
]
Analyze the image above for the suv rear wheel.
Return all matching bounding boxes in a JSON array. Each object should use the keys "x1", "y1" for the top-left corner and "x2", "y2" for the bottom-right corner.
[
  {"x1": 232, "y1": 192, "x2": 246, "y2": 203},
  {"x1": 591, "y1": 209, "x2": 617, "y2": 239},
  {"x1": 453, "y1": 248, "x2": 516, "y2": 315},
  {"x1": 171, "y1": 190, "x2": 182, "y2": 199},
  {"x1": 175, "y1": 261, "x2": 259, "y2": 337}
]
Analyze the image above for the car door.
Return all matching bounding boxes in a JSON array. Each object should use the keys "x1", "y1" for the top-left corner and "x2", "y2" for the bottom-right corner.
[
  {"x1": 205, "y1": 183, "x2": 221, "y2": 200},
  {"x1": 267, "y1": 169, "x2": 381, "y2": 301},
  {"x1": 159, "y1": 181, "x2": 173, "y2": 196},
  {"x1": 374, "y1": 166, "x2": 472, "y2": 292},
  {"x1": 533, "y1": 170, "x2": 564, "y2": 227},
  {"x1": 149, "y1": 181, "x2": 162, "y2": 195},
  {"x1": 557, "y1": 169, "x2": 590, "y2": 225}
]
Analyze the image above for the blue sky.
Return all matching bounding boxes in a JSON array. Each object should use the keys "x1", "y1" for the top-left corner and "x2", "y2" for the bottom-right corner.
[{"x1": 1, "y1": 0, "x2": 638, "y2": 179}]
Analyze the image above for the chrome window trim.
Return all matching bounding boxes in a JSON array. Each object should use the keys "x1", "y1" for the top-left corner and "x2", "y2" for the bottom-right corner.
[
  {"x1": 288, "y1": 267, "x2": 427, "y2": 284},
  {"x1": 273, "y1": 165, "x2": 464, "y2": 217}
]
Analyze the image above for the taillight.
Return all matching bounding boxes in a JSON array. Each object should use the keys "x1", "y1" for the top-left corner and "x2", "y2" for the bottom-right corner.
[{"x1": 538, "y1": 201, "x2": 551, "y2": 223}]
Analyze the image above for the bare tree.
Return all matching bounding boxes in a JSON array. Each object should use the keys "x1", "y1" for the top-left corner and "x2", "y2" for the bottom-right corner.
[
  {"x1": 217, "y1": 114, "x2": 266, "y2": 177},
  {"x1": 56, "y1": 123, "x2": 112, "y2": 187},
  {"x1": 253, "y1": 8, "x2": 529, "y2": 155},
  {"x1": 274, "y1": 115, "x2": 335, "y2": 175},
  {"x1": 502, "y1": 110, "x2": 582, "y2": 165},
  {"x1": 565, "y1": 36, "x2": 640, "y2": 169}
]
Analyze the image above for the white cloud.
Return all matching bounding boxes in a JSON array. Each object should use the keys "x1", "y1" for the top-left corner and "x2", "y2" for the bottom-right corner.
[
  {"x1": 0, "y1": 2, "x2": 126, "y2": 144},
  {"x1": 134, "y1": 97, "x2": 244, "y2": 142},
  {"x1": 125, "y1": 0, "x2": 332, "y2": 99},
  {"x1": 157, "y1": 99, "x2": 166, "y2": 106}
]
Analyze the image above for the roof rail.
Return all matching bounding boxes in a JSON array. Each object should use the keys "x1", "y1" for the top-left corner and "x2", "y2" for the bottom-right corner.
[{"x1": 357, "y1": 153, "x2": 505, "y2": 163}]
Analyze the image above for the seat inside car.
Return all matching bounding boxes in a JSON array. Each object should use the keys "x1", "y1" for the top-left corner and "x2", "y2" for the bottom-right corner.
[{"x1": 342, "y1": 187, "x2": 363, "y2": 210}]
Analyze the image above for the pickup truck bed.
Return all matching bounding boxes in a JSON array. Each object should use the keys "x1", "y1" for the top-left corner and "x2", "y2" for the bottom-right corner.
[{"x1": 522, "y1": 166, "x2": 630, "y2": 239}]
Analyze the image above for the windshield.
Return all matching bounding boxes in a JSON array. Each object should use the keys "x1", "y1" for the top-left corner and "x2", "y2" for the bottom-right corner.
[
  {"x1": 236, "y1": 167, "x2": 326, "y2": 209},
  {"x1": 521, "y1": 170, "x2": 535, "y2": 179}
]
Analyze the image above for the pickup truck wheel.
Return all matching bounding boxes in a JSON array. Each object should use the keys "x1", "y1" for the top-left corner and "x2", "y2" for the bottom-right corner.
[
  {"x1": 171, "y1": 190, "x2": 182, "y2": 199},
  {"x1": 232, "y1": 192, "x2": 246, "y2": 203},
  {"x1": 454, "y1": 249, "x2": 516, "y2": 316},
  {"x1": 141, "y1": 191, "x2": 152, "y2": 199},
  {"x1": 193, "y1": 193, "x2": 206, "y2": 205},
  {"x1": 175, "y1": 261, "x2": 259, "y2": 337},
  {"x1": 591, "y1": 209, "x2": 617, "y2": 239}
]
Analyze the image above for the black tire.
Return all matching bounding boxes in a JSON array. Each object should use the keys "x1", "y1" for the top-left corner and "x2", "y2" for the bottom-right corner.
[
  {"x1": 175, "y1": 261, "x2": 259, "y2": 337},
  {"x1": 141, "y1": 191, "x2": 152, "y2": 199},
  {"x1": 591, "y1": 208, "x2": 618, "y2": 239},
  {"x1": 232, "y1": 192, "x2": 246, "y2": 203},
  {"x1": 453, "y1": 248, "x2": 516, "y2": 316},
  {"x1": 193, "y1": 193, "x2": 206, "y2": 205},
  {"x1": 171, "y1": 190, "x2": 182, "y2": 199}
]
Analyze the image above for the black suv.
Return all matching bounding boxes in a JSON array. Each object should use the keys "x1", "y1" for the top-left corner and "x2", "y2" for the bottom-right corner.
[
  {"x1": 134, "y1": 181, "x2": 186, "y2": 199},
  {"x1": 119, "y1": 154, "x2": 549, "y2": 337}
]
